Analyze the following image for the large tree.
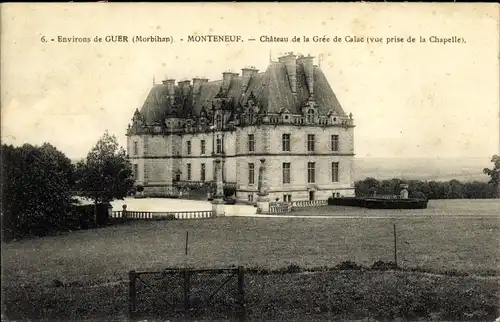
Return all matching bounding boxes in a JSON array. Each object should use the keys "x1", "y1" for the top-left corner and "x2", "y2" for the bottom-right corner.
[
  {"x1": 75, "y1": 131, "x2": 134, "y2": 206},
  {"x1": 483, "y1": 155, "x2": 500, "y2": 198},
  {"x1": 1, "y1": 143, "x2": 74, "y2": 240}
]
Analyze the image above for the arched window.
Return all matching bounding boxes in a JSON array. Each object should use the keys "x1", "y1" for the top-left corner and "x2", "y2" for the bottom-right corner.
[
  {"x1": 216, "y1": 114, "x2": 223, "y2": 129},
  {"x1": 307, "y1": 109, "x2": 315, "y2": 124}
]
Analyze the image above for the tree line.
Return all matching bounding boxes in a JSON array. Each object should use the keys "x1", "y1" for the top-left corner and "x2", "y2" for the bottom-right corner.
[
  {"x1": 1, "y1": 131, "x2": 134, "y2": 241},
  {"x1": 355, "y1": 176, "x2": 498, "y2": 200}
]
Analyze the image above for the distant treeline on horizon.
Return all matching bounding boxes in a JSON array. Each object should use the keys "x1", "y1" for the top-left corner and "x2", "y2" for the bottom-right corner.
[
  {"x1": 354, "y1": 157, "x2": 490, "y2": 183},
  {"x1": 355, "y1": 177, "x2": 497, "y2": 200}
]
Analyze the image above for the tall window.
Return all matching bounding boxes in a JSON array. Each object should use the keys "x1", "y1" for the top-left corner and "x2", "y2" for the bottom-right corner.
[
  {"x1": 133, "y1": 164, "x2": 138, "y2": 179},
  {"x1": 216, "y1": 114, "x2": 223, "y2": 129},
  {"x1": 144, "y1": 137, "x2": 149, "y2": 155},
  {"x1": 187, "y1": 141, "x2": 191, "y2": 155},
  {"x1": 307, "y1": 109, "x2": 315, "y2": 123},
  {"x1": 282, "y1": 162, "x2": 291, "y2": 184},
  {"x1": 248, "y1": 134, "x2": 255, "y2": 152},
  {"x1": 201, "y1": 163, "x2": 206, "y2": 182},
  {"x1": 332, "y1": 162, "x2": 339, "y2": 182},
  {"x1": 248, "y1": 163, "x2": 255, "y2": 184},
  {"x1": 331, "y1": 135, "x2": 339, "y2": 152},
  {"x1": 187, "y1": 163, "x2": 192, "y2": 180},
  {"x1": 200, "y1": 140, "x2": 206, "y2": 154},
  {"x1": 307, "y1": 162, "x2": 316, "y2": 183},
  {"x1": 216, "y1": 138, "x2": 223, "y2": 154},
  {"x1": 307, "y1": 134, "x2": 315, "y2": 152},
  {"x1": 133, "y1": 141, "x2": 138, "y2": 155},
  {"x1": 282, "y1": 134, "x2": 291, "y2": 152}
]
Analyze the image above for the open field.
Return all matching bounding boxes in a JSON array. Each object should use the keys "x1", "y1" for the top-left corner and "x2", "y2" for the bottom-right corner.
[
  {"x1": 3, "y1": 213, "x2": 499, "y2": 283},
  {"x1": 2, "y1": 200, "x2": 499, "y2": 320}
]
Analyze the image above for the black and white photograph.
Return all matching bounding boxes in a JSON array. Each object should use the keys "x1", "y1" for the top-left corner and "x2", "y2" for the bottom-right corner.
[{"x1": 1, "y1": 3, "x2": 499, "y2": 321}]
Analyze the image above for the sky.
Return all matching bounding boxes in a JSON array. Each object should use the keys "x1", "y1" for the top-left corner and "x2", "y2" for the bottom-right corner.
[{"x1": 1, "y1": 3, "x2": 499, "y2": 160}]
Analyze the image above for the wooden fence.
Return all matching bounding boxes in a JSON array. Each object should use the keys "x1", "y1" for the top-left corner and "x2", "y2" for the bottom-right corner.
[
  {"x1": 291, "y1": 199, "x2": 328, "y2": 208},
  {"x1": 111, "y1": 210, "x2": 214, "y2": 220}
]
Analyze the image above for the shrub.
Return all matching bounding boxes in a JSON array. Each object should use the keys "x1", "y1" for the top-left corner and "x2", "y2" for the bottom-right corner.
[
  {"x1": 371, "y1": 260, "x2": 398, "y2": 271},
  {"x1": 69, "y1": 203, "x2": 111, "y2": 229},
  {"x1": 223, "y1": 186, "x2": 236, "y2": 197},
  {"x1": 280, "y1": 263, "x2": 302, "y2": 274},
  {"x1": 335, "y1": 261, "x2": 367, "y2": 271}
]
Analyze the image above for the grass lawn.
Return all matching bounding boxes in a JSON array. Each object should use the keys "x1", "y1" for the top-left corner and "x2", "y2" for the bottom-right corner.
[{"x1": 2, "y1": 213, "x2": 500, "y2": 320}]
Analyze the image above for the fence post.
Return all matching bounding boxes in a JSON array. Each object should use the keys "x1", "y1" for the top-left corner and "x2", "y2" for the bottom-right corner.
[
  {"x1": 237, "y1": 266, "x2": 246, "y2": 321},
  {"x1": 129, "y1": 270, "x2": 136, "y2": 320},
  {"x1": 183, "y1": 269, "x2": 191, "y2": 312},
  {"x1": 393, "y1": 224, "x2": 398, "y2": 268}
]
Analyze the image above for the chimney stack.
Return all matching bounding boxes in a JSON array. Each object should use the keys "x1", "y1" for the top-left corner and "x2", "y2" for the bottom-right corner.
[
  {"x1": 222, "y1": 71, "x2": 236, "y2": 93},
  {"x1": 298, "y1": 54, "x2": 315, "y2": 99},
  {"x1": 278, "y1": 52, "x2": 297, "y2": 94},
  {"x1": 178, "y1": 80, "x2": 191, "y2": 96},
  {"x1": 162, "y1": 79, "x2": 176, "y2": 96},
  {"x1": 192, "y1": 77, "x2": 208, "y2": 95},
  {"x1": 241, "y1": 66, "x2": 258, "y2": 92}
]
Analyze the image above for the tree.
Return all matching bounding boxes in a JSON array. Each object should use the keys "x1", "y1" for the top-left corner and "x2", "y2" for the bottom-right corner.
[
  {"x1": 75, "y1": 131, "x2": 134, "y2": 207},
  {"x1": 355, "y1": 177, "x2": 380, "y2": 197},
  {"x1": 1, "y1": 143, "x2": 74, "y2": 240},
  {"x1": 483, "y1": 155, "x2": 500, "y2": 198}
]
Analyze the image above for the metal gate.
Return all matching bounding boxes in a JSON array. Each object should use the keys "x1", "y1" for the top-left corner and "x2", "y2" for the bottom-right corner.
[{"x1": 129, "y1": 266, "x2": 245, "y2": 320}]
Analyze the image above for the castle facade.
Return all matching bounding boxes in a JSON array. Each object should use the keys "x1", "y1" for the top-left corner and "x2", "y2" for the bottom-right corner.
[{"x1": 126, "y1": 52, "x2": 356, "y2": 202}]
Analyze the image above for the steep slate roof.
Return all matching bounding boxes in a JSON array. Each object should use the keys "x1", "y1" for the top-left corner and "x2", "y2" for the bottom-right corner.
[{"x1": 138, "y1": 60, "x2": 346, "y2": 125}]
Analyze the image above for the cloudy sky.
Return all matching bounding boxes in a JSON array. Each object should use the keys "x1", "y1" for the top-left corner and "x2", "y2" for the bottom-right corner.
[{"x1": 2, "y1": 3, "x2": 499, "y2": 159}]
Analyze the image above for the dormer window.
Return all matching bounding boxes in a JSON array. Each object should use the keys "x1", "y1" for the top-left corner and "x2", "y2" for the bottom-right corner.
[
  {"x1": 216, "y1": 114, "x2": 223, "y2": 129},
  {"x1": 307, "y1": 109, "x2": 315, "y2": 124}
]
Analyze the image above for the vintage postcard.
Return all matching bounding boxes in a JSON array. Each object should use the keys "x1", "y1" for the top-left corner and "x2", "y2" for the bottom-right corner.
[{"x1": 1, "y1": 3, "x2": 499, "y2": 321}]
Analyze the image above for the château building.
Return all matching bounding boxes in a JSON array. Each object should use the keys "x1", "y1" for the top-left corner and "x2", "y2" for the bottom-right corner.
[{"x1": 126, "y1": 52, "x2": 356, "y2": 202}]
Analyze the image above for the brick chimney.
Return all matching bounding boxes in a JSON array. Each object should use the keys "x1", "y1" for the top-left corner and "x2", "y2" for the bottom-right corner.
[
  {"x1": 178, "y1": 80, "x2": 191, "y2": 96},
  {"x1": 162, "y1": 79, "x2": 175, "y2": 96},
  {"x1": 278, "y1": 52, "x2": 297, "y2": 94},
  {"x1": 192, "y1": 77, "x2": 208, "y2": 95},
  {"x1": 298, "y1": 54, "x2": 315, "y2": 99},
  {"x1": 241, "y1": 66, "x2": 258, "y2": 92}
]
